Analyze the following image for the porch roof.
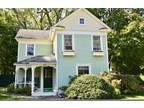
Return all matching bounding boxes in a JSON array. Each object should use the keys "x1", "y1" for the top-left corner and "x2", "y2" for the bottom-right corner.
[{"x1": 15, "y1": 55, "x2": 56, "y2": 65}]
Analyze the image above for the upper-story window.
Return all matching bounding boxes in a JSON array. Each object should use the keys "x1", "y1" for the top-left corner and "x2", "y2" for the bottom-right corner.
[
  {"x1": 64, "y1": 34, "x2": 73, "y2": 51},
  {"x1": 26, "y1": 44, "x2": 34, "y2": 56},
  {"x1": 80, "y1": 18, "x2": 85, "y2": 24},
  {"x1": 93, "y1": 35, "x2": 102, "y2": 52}
]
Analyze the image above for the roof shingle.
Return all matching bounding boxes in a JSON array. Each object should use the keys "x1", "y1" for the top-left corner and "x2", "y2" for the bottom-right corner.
[{"x1": 16, "y1": 29, "x2": 50, "y2": 39}]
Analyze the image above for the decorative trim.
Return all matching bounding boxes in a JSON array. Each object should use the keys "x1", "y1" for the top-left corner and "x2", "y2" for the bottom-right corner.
[
  {"x1": 105, "y1": 35, "x2": 109, "y2": 72},
  {"x1": 93, "y1": 52, "x2": 104, "y2": 56},
  {"x1": 57, "y1": 31, "x2": 107, "y2": 36},
  {"x1": 53, "y1": 9, "x2": 111, "y2": 31},
  {"x1": 76, "y1": 64, "x2": 91, "y2": 75},
  {"x1": 63, "y1": 51, "x2": 75, "y2": 56}
]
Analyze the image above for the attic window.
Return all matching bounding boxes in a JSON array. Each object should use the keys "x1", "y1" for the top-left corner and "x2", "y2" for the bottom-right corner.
[{"x1": 80, "y1": 18, "x2": 85, "y2": 24}]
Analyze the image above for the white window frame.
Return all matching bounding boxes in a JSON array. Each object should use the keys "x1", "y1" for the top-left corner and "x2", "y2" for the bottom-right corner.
[
  {"x1": 25, "y1": 44, "x2": 35, "y2": 56},
  {"x1": 62, "y1": 34, "x2": 75, "y2": 52},
  {"x1": 91, "y1": 35, "x2": 103, "y2": 52},
  {"x1": 76, "y1": 64, "x2": 91, "y2": 75}
]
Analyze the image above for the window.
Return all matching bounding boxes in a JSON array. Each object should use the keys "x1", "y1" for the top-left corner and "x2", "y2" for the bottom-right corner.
[
  {"x1": 93, "y1": 36, "x2": 102, "y2": 52},
  {"x1": 27, "y1": 44, "x2": 34, "y2": 56},
  {"x1": 80, "y1": 18, "x2": 84, "y2": 24},
  {"x1": 77, "y1": 66, "x2": 89, "y2": 75},
  {"x1": 64, "y1": 35, "x2": 73, "y2": 51}
]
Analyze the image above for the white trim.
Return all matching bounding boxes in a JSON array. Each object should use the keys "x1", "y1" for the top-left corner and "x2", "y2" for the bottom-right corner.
[
  {"x1": 25, "y1": 44, "x2": 35, "y2": 57},
  {"x1": 17, "y1": 43, "x2": 20, "y2": 61},
  {"x1": 105, "y1": 35, "x2": 109, "y2": 72},
  {"x1": 24, "y1": 67, "x2": 27, "y2": 87},
  {"x1": 57, "y1": 31, "x2": 107, "y2": 36},
  {"x1": 53, "y1": 9, "x2": 111, "y2": 31},
  {"x1": 16, "y1": 38, "x2": 52, "y2": 44},
  {"x1": 40, "y1": 67, "x2": 44, "y2": 92},
  {"x1": 76, "y1": 64, "x2": 91, "y2": 75},
  {"x1": 91, "y1": 35, "x2": 103, "y2": 52},
  {"x1": 31, "y1": 66, "x2": 36, "y2": 94},
  {"x1": 62, "y1": 34, "x2": 75, "y2": 52},
  {"x1": 56, "y1": 34, "x2": 59, "y2": 91}
]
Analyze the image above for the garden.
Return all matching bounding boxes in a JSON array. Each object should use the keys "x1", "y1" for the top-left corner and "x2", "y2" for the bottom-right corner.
[{"x1": 58, "y1": 72, "x2": 144, "y2": 100}]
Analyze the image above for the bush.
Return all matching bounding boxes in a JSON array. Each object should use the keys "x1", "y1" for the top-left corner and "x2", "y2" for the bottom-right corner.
[
  {"x1": 7, "y1": 83, "x2": 15, "y2": 93},
  {"x1": 98, "y1": 72, "x2": 144, "y2": 95},
  {"x1": 68, "y1": 75, "x2": 78, "y2": 85},
  {"x1": 98, "y1": 72, "x2": 121, "y2": 95},
  {"x1": 65, "y1": 75, "x2": 116, "y2": 99},
  {"x1": 7, "y1": 83, "x2": 31, "y2": 96}
]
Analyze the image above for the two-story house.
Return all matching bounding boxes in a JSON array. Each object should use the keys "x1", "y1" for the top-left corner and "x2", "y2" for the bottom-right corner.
[{"x1": 14, "y1": 8, "x2": 111, "y2": 96}]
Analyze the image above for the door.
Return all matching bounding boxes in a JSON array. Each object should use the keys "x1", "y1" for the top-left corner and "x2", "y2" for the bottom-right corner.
[{"x1": 43, "y1": 67, "x2": 53, "y2": 92}]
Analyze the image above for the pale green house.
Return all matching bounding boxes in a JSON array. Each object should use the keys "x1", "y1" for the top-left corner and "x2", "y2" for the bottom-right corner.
[{"x1": 14, "y1": 8, "x2": 111, "y2": 96}]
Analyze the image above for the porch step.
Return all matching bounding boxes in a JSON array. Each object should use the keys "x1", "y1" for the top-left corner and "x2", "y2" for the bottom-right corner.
[
  {"x1": 32, "y1": 92, "x2": 56, "y2": 96},
  {"x1": 44, "y1": 88, "x2": 53, "y2": 92}
]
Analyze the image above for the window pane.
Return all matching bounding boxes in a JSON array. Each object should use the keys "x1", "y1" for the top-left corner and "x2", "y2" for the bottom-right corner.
[
  {"x1": 93, "y1": 36, "x2": 101, "y2": 51},
  {"x1": 78, "y1": 66, "x2": 89, "y2": 75},
  {"x1": 27, "y1": 44, "x2": 34, "y2": 56},
  {"x1": 80, "y1": 18, "x2": 84, "y2": 24},
  {"x1": 64, "y1": 35, "x2": 72, "y2": 50}
]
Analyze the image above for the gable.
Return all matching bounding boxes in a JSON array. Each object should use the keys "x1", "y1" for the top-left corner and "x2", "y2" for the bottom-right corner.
[{"x1": 54, "y1": 9, "x2": 111, "y2": 32}]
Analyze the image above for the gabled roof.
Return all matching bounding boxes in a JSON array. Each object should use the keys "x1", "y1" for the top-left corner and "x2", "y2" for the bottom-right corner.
[
  {"x1": 15, "y1": 55, "x2": 56, "y2": 65},
  {"x1": 53, "y1": 8, "x2": 111, "y2": 31},
  {"x1": 16, "y1": 29, "x2": 50, "y2": 39}
]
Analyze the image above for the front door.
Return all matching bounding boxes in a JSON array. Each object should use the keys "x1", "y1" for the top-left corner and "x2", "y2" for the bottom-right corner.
[{"x1": 43, "y1": 67, "x2": 53, "y2": 92}]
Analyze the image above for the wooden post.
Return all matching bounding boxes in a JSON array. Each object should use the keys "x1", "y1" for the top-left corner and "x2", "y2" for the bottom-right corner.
[
  {"x1": 15, "y1": 67, "x2": 18, "y2": 89},
  {"x1": 24, "y1": 67, "x2": 27, "y2": 87},
  {"x1": 31, "y1": 66, "x2": 35, "y2": 94},
  {"x1": 40, "y1": 67, "x2": 44, "y2": 92}
]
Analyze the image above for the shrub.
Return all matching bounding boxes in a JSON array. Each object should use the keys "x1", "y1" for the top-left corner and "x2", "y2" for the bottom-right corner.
[
  {"x1": 98, "y1": 72, "x2": 121, "y2": 95},
  {"x1": 7, "y1": 83, "x2": 15, "y2": 93},
  {"x1": 65, "y1": 75, "x2": 116, "y2": 99},
  {"x1": 98, "y1": 72, "x2": 144, "y2": 95},
  {"x1": 7, "y1": 83, "x2": 31, "y2": 96},
  {"x1": 59, "y1": 86, "x2": 68, "y2": 92},
  {"x1": 68, "y1": 75, "x2": 78, "y2": 85}
]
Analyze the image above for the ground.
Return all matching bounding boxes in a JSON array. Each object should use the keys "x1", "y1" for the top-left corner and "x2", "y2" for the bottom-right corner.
[{"x1": 1, "y1": 74, "x2": 144, "y2": 100}]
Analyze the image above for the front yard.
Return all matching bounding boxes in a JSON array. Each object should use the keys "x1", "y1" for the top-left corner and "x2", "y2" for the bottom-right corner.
[{"x1": 1, "y1": 74, "x2": 144, "y2": 100}]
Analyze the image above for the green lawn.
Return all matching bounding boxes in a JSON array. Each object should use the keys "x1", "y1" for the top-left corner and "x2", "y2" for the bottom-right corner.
[
  {"x1": 0, "y1": 94, "x2": 24, "y2": 100},
  {"x1": 0, "y1": 87, "x2": 31, "y2": 100},
  {"x1": 121, "y1": 94, "x2": 144, "y2": 100}
]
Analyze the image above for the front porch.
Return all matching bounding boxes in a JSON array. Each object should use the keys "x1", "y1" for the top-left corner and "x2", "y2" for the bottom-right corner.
[{"x1": 14, "y1": 55, "x2": 57, "y2": 96}]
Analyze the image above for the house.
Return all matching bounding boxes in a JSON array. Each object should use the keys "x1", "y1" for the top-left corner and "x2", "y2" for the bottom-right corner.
[{"x1": 14, "y1": 8, "x2": 111, "y2": 96}]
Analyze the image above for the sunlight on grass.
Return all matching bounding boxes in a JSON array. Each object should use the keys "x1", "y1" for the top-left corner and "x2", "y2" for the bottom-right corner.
[{"x1": 140, "y1": 74, "x2": 144, "y2": 81}]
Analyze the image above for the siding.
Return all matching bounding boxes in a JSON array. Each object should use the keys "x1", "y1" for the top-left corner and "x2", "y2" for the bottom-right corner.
[
  {"x1": 18, "y1": 43, "x2": 52, "y2": 61},
  {"x1": 57, "y1": 33, "x2": 109, "y2": 87}
]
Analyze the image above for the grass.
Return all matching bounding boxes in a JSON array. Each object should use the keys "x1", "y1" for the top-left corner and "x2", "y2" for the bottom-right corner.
[
  {"x1": 0, "y1": 94, "x2": 21, "y2": 100},
  {"x1": 0, "y1": 87, "x2": 31, "y2": 100},
  {"x1": 140, "y1": 74, "x2": 144, "y2": 81},
  {"x1": 121, "y1": 94, "x2": 144, "y2": 100}
]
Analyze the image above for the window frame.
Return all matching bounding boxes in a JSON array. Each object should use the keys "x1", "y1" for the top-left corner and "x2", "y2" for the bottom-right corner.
[
  {"x1": 91, "y1": 35, "x2": 103, "y2": 52},
  {"x1": 76, "y1": 64, "x2": 91, "y2": 75},
  {"x1": 62, "y1": 34, "x2": 75, "y2": 51},
  {"x1": 26, "y1": 44, "x2": 35, "y2": 56}
]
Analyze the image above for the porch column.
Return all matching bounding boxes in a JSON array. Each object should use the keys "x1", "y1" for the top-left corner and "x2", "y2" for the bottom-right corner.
[
  {"x1": 40, "y1": 67, "x2": 44, "y2": 92},
  {"x1": 31, "y1": 66, "x2": 36, "y2": 94},
  {"x1": 15, "y1": 67, "x2": 19, "y2": 88},
  {"x1": 24, "y1": 67, "x2": 27, "y2": 87}
]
